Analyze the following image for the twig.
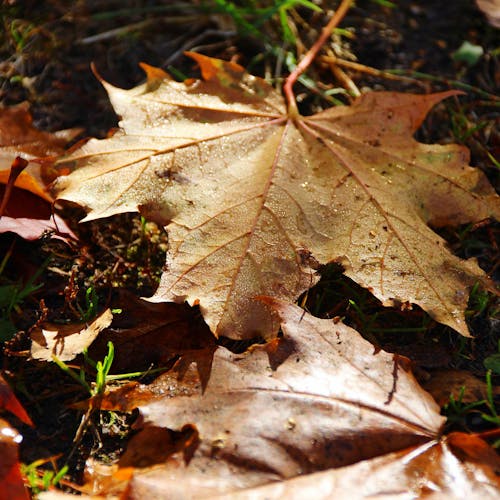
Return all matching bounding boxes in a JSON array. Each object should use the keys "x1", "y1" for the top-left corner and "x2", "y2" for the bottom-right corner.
[
  {"x1": 321, "y1": 54, "x2": 426, "y2": 86},
  {"x1": 164, "y1": 29, "x2": 237, "y2": 67},
  {"x1": 283, "y1": 0, "x2": 354, "y2": 116},
  {"x1": 77, "y1": 16, "x2": 201, "y2": 44},
  {"x1": 324, "y1": 49, "x2": 360, "y2": 97}
]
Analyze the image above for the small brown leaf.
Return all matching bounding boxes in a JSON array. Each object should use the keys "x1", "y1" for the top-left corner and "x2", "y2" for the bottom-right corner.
[
  {"x1": 30, "y1": 309, "x2": 113, "y2": 362},
  {"x1": 422, "y1": 368, "x2": 500, "y2": 407},
  {"x1": 0, "y1": 103, "x2": 78, "y2": 171}
]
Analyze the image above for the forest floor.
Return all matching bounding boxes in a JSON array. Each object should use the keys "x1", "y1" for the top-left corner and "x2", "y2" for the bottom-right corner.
[{"x1": 0, "y1": 0, "x2": 499, "y2": 495}]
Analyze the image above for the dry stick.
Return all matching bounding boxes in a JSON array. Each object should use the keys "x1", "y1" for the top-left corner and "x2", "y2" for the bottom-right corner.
[
  {"x1": 283, "y1": 0, "x2": 354, "y2": 117},
  {"x1": 324, "y1": 49, "x2": 360, "y2": 97},
  {"x1": 321, "y1": 54, "x2": 428, "y2": 86},
  {"x1": 322, "y1": 56, "x2": 500, "y2": 102}
]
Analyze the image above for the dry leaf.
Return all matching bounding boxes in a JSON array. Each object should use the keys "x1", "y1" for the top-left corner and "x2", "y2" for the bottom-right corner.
[
  {"x1": 216, "y1": 433, "x2": 500, "y2": 500},
  {"x1": 0, "y1": 104, "x2": 78, "y2": 240},
  {"x1": 55, "y1": 54, "x2": 500, "y2": 338},
  {"x1": 0, "y1": 374, "x2": 31, "y2": 499},
  {"x1": 0, "y1": 179, "x2": 73, "y2": 240},
  {"x1": 0, "y1": 418, "x2": 29, "y2": 500},
  {"x1": 30, "y1": 309, "x2": 113, "y2": 362},
  {"x1": 0, "y1": 102, "x2": 78, "y2": 170},
  {"x1": 422, "y1": 368, "x2": 500, "y2": 407},
  {"x1": 90, "y1": 301, "x2": 445, "y2": 497},
  {"x1": 86, "y1": 291, "x2": 215, "y2": 373},
  {"x1": 476, "y1": 0, "x2": 500, "y2": 27},
  {"x1": 0, "y1": 373, "x2": 32, "y2": 427}
]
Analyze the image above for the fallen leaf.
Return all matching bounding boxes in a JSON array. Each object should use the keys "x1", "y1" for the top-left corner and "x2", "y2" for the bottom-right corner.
[
  {"x1": 86, "y1": 291, "x2": 215, "y2": 374},
  {"x1": 422, "y1": 368, "x2": 500, "y2": 407},
  {"x1": 0, "y1": 103, "x2": 78, "y2": 172},
  {"x1": 91, "y1": 301, "x2": 445, "y2": 497},
  {"x1": 0, "y1": 418, "x2": 29, "y2": 500},
  {"x1": 55, "y1": 54, "x2": 500, "y2": 338},
  {"x1": 0, "y1": 180, "x2": 73, "y2": 240},
  {"x1": 30, "y1": 309, "x2": 113, "y2": 362},
  {"x1": 476, "y1": 0, "x2": 500, "y2": 27},
  {"x1": 215, "y1": 433, "x2": 500, "y2": 500},
  {"x1": 0, "y1": 374, "x2": 31, "y2": 500},
  {"x1": 0, "y1": 104, "x2": 78, "y2": 240},
  {"x1": 0, "y1": 374, "x2": 32, "y2": 427}
]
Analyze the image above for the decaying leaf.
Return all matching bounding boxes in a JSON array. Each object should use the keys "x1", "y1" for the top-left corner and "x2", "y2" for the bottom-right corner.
[
  {"x1": 55, "y1": 54, "x2": 500, "y2": 338},
  {"x1": 90, "y1": 301, "x2": 445, "y2": 497},
  {"x1": 30, "y1": 309, "x2": 113, "y2": 362}
]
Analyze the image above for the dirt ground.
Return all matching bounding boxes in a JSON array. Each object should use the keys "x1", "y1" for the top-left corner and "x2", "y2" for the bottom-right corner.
[{"x1": 0, "y1": 0, "x2": 499, "y2": 494}]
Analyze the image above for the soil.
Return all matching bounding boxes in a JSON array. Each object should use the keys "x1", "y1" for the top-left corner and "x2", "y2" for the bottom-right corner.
[{"x1": 0, "y1": 0, "x2": 499, "y2": 495}]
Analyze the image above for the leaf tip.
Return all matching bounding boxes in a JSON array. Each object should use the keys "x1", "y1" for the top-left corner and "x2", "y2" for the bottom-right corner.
[
  {"x1": 139, "y1": 62, "x2": 171, "y2": 89},
  {"x1": 184, "y1": 51, "x2": 245, "y2": 82},
  {"x1": 90, "y1": 62, "x2": 118, "y2": 94},
  {"x1": 90, "y1": 61, "x2": 102, "y2": 82}
]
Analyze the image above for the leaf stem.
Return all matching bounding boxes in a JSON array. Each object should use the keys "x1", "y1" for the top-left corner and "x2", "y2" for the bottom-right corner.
[
  {"x1": 283, "y1": 0, "x2": 353, "y2": 117},
  {"x1": 0, "y1": 156, "x2": 29, "y2": 218}
]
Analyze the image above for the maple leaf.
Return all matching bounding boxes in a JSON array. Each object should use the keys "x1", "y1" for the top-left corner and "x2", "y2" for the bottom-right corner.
[
  {"x1": 80, "y1": 302, "x2": 499, "y2": 497},
  {"x1": 55, "y1": 54, "x2": 500, "y2": 338}
]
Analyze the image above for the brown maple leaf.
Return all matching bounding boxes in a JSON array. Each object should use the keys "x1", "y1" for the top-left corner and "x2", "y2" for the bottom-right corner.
[
  {"x1": 80, "y1": 302, "x2": 500, "y2": 498},
  {"x1": 55, "y1": 54, "x2": 500, "y2": 338}
]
